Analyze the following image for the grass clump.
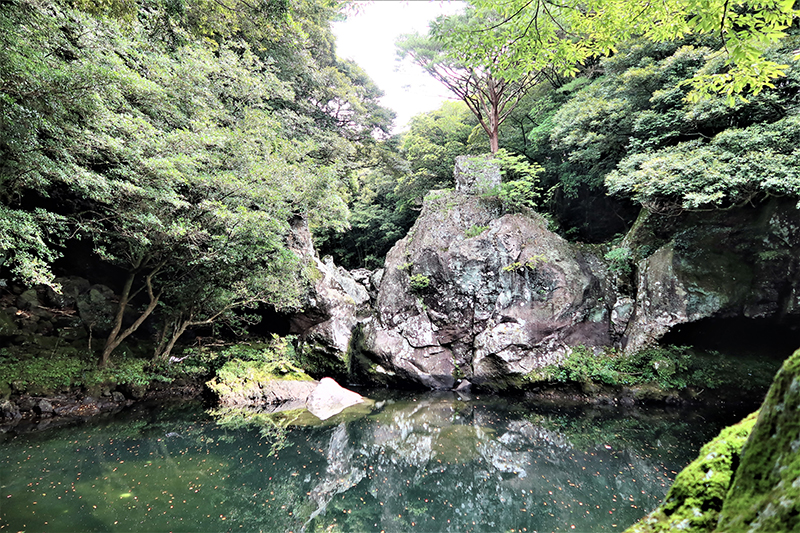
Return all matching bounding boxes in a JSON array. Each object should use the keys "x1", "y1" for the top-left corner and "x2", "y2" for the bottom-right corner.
[
  {"x1": 0, "y1": 346, "x2": 172, "y2": 397},
  {"x1": 409, "y1": 274, "x2": 431, "y2": 294}
]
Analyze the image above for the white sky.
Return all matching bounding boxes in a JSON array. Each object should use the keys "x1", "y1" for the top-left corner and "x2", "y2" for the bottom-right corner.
[{"x1": 332, "y1": 1, "x2": 466, "y2": 133}]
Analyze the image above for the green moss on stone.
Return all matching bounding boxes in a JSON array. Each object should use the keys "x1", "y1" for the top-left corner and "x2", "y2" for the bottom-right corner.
[
  {"x1": 626, "y1": 410, "x2": 759, "y2": 533},
  {"x1": 716, "y1": 348, "x2": 800, "y2": 532}
]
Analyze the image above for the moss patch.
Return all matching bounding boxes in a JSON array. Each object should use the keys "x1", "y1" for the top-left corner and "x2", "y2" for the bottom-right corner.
[
  {"x1": 716, "y1": 348, "x2": 800, "y2": 532},
  {"x1": 206, "y1": 358, "x2": 312, "y2": 402},
  {"x1": 626, "y1": 410, "x2": 759, "y2": 533}
]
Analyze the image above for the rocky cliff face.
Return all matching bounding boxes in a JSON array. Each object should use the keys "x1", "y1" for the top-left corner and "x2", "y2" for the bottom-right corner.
[
  {"x1": 286, "y1": 216, "x2": 372, "y2": 376},
  {"x1": 623, "y1": 200, "x2": 800, "y2": 353},
  {"x1": 349, "y1": 161, "x2": 800, "y2": 390},
  {"x1": 357, "y1": 173, "x2": 623, "y2": 389}
]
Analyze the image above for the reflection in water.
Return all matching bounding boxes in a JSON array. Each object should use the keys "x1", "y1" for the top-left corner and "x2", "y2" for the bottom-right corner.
[{"x1": 0, "y1": 394, "x2": 753, "y2": 532}]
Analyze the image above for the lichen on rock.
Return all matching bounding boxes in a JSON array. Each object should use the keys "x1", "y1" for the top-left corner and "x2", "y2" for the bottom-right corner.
[{"x1": 358, "y1": 186, "x2": 620, "y2": 389}]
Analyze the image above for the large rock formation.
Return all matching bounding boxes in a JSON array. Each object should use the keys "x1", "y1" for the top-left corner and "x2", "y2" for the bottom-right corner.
[
  {"x1": 286, "y1": 216, "x2": 371, "y2": 373},
  {"x1": 622, "y1": 199, "x2": 800, "y2": 353},
  {"x1": 358, "y1": 172, "x2": 622, "y2": 389},
  {"x1": 354, "y1": 160, "x2": 800, "y2": 390}
]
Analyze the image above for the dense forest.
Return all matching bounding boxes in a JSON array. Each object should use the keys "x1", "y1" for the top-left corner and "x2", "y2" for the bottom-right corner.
[
  {"x1": 1, "y1": 0, "x2": 397, "y2": 365},
  {"x1": 2, "y1": 0, "x2": 798, "y2": 367},
  {"x1": 2, "y1": 0, "x2": 800, "y2": 530}
]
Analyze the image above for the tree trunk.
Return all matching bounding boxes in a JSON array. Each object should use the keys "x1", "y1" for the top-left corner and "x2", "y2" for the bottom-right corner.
[
  {"x1": 489, "y1": 131, "x2": 499, "y2": 153},
  {"x1": 489, "y1": 78, "x2": 501, "y2": 153},
  {"x1": 156, "y1": 320, "x2": 189, "y2": 361},
  {"x1": 99, "y1": 270, "x2": 135, "y2": 368},
  {"x1": 99, "y1": 266, "x2": 162, "y2": 367}
]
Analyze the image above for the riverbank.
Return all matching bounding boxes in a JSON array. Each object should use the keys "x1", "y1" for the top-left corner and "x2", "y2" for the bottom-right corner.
[{"x1": 0, "y1": 342, "x2": 778, "y2": 436}]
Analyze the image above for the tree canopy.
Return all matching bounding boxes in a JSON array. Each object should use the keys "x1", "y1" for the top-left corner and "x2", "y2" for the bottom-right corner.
[
  {"x1": 398, "y1": 8, "x2": 542, "y2": 153},
  {"x1": 0, "y1": 0, "x2": 393, "y2": 364},
  {"x1": 461, "y1": 0, "x2": 798, "y2": 104}
]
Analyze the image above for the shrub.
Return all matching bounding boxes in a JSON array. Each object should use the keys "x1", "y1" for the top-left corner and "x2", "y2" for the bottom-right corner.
[
  {"x1": 409, "y1": 273, "x2": 431, "y2": 293},
  {"x1": 535, "y1": 344, "x2": 727, "y2": 390},
  {"x1": 604, "y1": 246, "x2": 633, "y2": 276},
  {"x1": 464, "y1": 224, "x2": 489, "y2": 238}
]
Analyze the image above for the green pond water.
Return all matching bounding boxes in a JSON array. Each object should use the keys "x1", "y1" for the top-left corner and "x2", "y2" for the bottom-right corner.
[{"x1": 0, "y1": 392, "x2": 756, "y2": 533}]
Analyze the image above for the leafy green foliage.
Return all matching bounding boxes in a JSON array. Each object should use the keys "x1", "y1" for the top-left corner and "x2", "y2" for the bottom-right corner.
[
  {"x1": 607, "y1": 113, "x2": 800, "y2": 210},
  {"x1": 409, "y1": 274, "x2": 431, "y2": 294},
  {"x1": 605, "y1": 246, "x2": 633, "y2": 275},
  {"x1": 534, "y1": 345, "x2": 734, "y2": 390},
  {"x1": 464, "y1": 224, "x2": 489, "y2": 238},
  {"x1": 465, "y1": 0, "x2": 797, "y2": 102},
  {"x1": 0, "y1": 345, "x2": 173, "y2": 396},
  {"x1": 316, "y1": 102, "x2": 478, "y2": 269},
  {"x1": 479, "y1": 149, "x2": 544, "y2": 212},
  {"x1": 501, "y1": 254, "x2": 548, "y2": 272},
  {"x1": 0, "y1": 0, "x2": 393, "y2": 364}
]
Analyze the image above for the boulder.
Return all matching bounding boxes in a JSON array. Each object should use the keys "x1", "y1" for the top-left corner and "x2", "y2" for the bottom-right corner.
[
  {"x1": 359, "y1": 188, "x2": 618, "y2": 389},
  {"x1": 306, "y1": 377, "x2": 365, "y2": 420},
  {"x1": 0, "y1": 400, "x2": 20, "y2": 421},
  {"x1": 76, "y1": 283, "x2": 117, "y2": 333},
  {"x1": 716, "y1": 348, "x2": 800, "y2": 531},
  {"x1": 36, "y1": 399, "x2": 54, "y2": 416},
  {"x1": 454, "y1": 154, "x2": 501, "y2": 195}
]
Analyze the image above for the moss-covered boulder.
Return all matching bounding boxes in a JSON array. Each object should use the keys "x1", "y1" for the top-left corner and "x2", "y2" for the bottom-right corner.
[
  {"x1": 626, "y1": 411, "x2": 758, "y2": 532},
  {"x1": 626, "y1": 347, "x2": 800, "y2": 533},
  {"x1": 716, "y1": 348, "x2": 800, "y2": 531}
]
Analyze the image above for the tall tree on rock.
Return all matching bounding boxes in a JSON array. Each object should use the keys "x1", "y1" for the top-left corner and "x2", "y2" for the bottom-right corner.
[{"x1": 397, "y1": 9, "x2": 542, "y2": 153}]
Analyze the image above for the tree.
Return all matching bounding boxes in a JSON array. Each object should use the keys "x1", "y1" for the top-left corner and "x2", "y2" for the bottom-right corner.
[
  {"x1": 0, "y1": 0, "x2": 391, "y2": 368},
  {"x1": 464, "y1": 0, "x2": 798, "y2": 104},
  {"x1": 315, "y1": 101, "x2": 480, "y2": 269},
  {"x1": 397, "y1": 9, "x2": 542, "y2": 153}
]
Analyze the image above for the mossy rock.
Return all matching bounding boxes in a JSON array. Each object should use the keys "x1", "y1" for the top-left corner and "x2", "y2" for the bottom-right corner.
[
  {"x1": 716, "y1": 348, "x2": 800, "y2": 532},
  {"x1": 626, "y1": 410, "x2": 759, "y2": 532},
  {"x1": 0, "y1": 309, "x2": 19, "y2": 336}
]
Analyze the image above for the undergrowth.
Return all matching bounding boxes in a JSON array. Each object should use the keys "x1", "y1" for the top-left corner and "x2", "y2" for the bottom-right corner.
[
  {"x1": 0, "y1": 334, "x2": 303, "y2": 398},
  {"x1": 527, "y1": 345, "x2": 778, "y2": 391}
]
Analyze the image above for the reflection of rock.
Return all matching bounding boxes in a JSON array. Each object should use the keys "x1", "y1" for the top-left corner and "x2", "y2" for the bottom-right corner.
[
  {"x1": 306, "y1": 378, "x2": 364, "y2": 421},
  {"x1": 306, "y1": 423, "x2": 366, "y2": 526},
  {"x1": 296, "y1": 394, "x2": 683, "y2": 533}
]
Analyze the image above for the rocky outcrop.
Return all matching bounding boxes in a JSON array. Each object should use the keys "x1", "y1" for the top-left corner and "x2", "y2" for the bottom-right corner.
[
  {"x1": 358, "y1": 187, "x2": 620, "y2": 389},
  {"x1": 623, "y1": 200, "x2": 800, "y2": 353},
  {"x1": 286, "y1": 216, "x2": 371, "y2": 371}
]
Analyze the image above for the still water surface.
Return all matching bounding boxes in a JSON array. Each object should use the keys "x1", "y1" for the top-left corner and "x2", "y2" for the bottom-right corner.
[{"x1": 1, "y1": 392, "x2": 754, "y2": 532}]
